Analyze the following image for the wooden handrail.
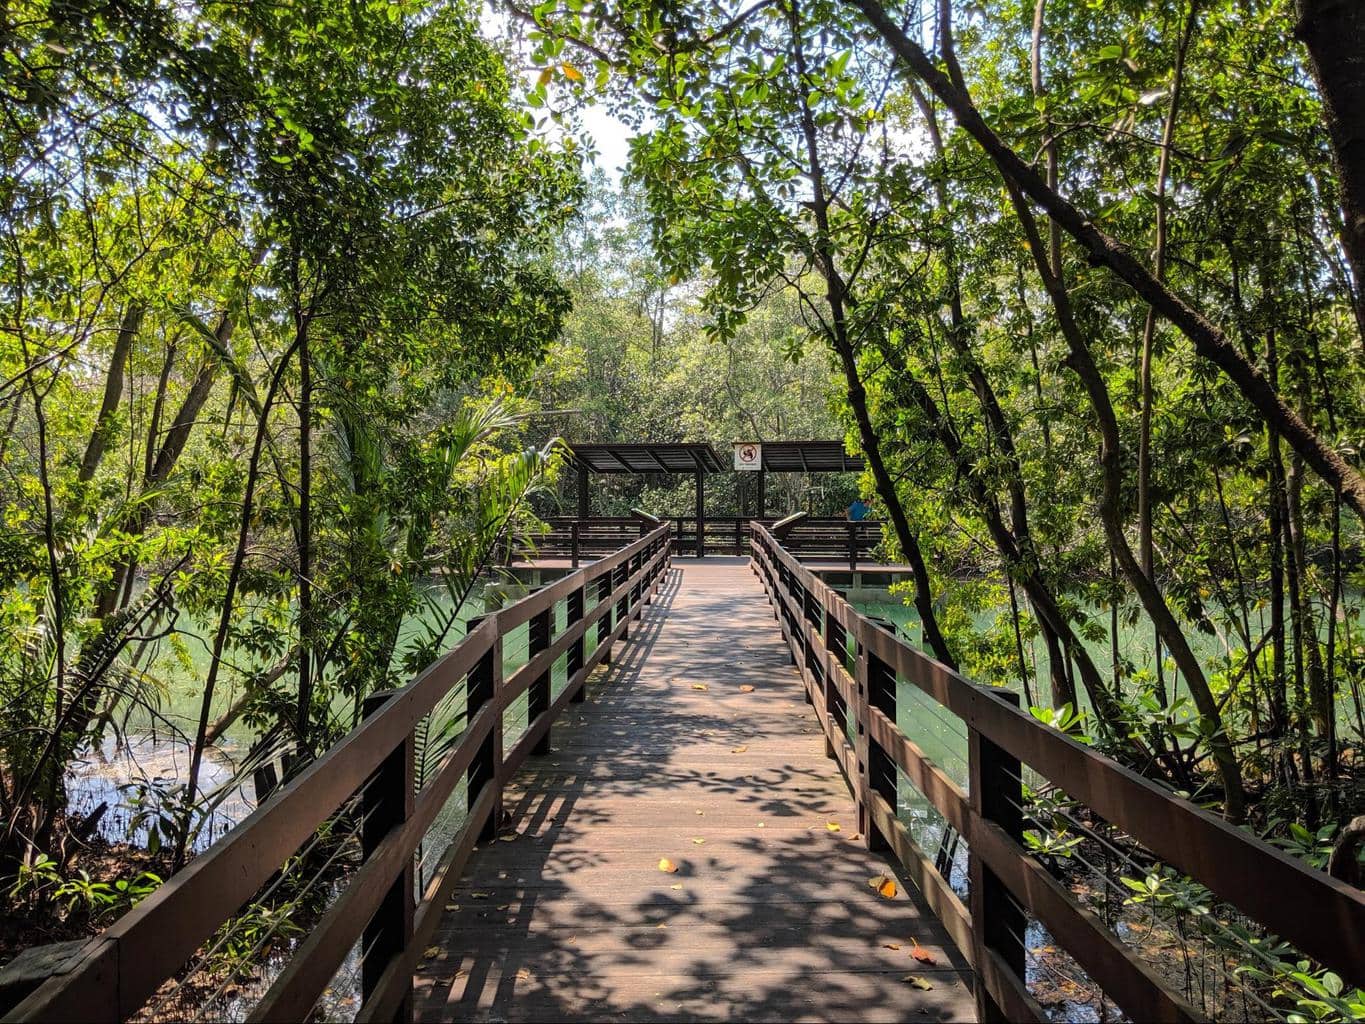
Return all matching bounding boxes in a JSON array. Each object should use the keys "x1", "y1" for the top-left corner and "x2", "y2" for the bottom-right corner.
[
  {"x1": 748, "y1": 521, "x2": 1365, "y2": 1023},
  {"x1": 5, "y1": 525, "x2": 673, "y2": 1024}
]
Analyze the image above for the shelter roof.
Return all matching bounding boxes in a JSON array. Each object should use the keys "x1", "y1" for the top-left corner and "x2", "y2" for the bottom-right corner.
[
  {"x1": 752, "y1": 440, "x2": 864, "y2": 473},
  {"x1": 561, "y1": 442, "x2": 727, "y2": 474}
]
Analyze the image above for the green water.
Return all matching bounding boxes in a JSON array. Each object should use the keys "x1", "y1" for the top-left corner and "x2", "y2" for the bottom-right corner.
[{"x1": 848, "y1": 590, "x2": 1362, "y2": 875}]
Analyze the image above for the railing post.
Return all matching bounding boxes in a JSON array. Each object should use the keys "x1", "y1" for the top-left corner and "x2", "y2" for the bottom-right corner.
[
  {"x1": 528, "y1": 607, "x2": 552, "y2": 755},
  {"x1": 969, "y1": 691, "x2": 1027, "y2": 1022},
  {"x1": 361, "y1": 690, "x2": 415, "y2": 1024},
  {"x1": 597, "y1": 573, "x2": 613, "y2": 664},
  {"x1": 567, "y1": 584, "x2": 586, "y2": 702},
  {"x1": 734, "y1": 518, "x2": 741, "y2": 556},
  {"x1": 848, "y1": 522, "x2": 857, "y2": 571},
  {"x1": 465, "y1": 615, "x2": 503, "y2": 844},
  {"x1": 615, "y1": 561, "x2": 629, "y2": 641},
  {"x1": 823, "y1": 610, "x2": 847, "y2": 751},
  {"x1": 850, "y1": 620, "x2": 889, "y2": 853},
  {"x1": 570, "y1": 521, "x2": 579, "y2": 568},
  {"x1": 866, "y1": 646, "x2": 897, "y2": 852}
]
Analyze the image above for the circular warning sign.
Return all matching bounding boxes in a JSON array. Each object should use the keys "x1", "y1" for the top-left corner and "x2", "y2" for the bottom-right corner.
[{"x1": 734, "y1": 442, "x2": 761, "y2": 470}]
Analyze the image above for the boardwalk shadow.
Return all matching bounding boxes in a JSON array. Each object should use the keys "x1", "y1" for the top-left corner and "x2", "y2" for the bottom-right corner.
[{"x1": 414, "y1": 560, "x2": 974, "y2": 1023}]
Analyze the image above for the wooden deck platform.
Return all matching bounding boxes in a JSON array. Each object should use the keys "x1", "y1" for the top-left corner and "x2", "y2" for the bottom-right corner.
[{"x1": 413, "y1": 557, "x2": 975, "y2": 1022}]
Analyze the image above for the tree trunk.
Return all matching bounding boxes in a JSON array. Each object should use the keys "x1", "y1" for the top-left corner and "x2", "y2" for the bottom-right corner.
[
  {"x1": 788, "y1": 0, "x2": 957, "y2": 668},
  {"x1": 1004, "y1": 181, "x2": 1248, "y2": 821},
  {"x1": 1295, "y1": 0, "x2": 1365, "y2": 339},
  {"x1": 848, "y1": 0, "x2": 1365, "y2": 520},
  {"x1": 79, "y1": 303, "x2": 142, "y2": 483}
]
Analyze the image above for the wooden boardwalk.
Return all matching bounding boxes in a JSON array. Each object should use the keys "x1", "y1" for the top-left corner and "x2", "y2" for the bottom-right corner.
[{"x1": 413, "y1": 557, "x2": 975, "y2": 1022}]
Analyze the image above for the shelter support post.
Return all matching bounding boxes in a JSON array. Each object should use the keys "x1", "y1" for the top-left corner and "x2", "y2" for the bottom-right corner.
[{"x1": 695, "y1": 469, "x2": 705, "y2": 557}]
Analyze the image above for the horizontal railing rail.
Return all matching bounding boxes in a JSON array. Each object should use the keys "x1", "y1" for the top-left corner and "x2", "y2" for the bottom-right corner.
[
  {"x1": 749, "y1": 522, "x2": 1365, "y2": 1023},
  {"x1": 6, "y1": 525, "x2": 673, "y2": 1024},
  {"x1": 532, "y1": 515, "x2": 882, "y2": 563}
]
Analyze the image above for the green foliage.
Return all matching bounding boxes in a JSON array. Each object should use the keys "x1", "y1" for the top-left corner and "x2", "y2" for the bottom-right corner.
[{"x1": 0, "y1": 0, "x2": 578, "y2": 870}]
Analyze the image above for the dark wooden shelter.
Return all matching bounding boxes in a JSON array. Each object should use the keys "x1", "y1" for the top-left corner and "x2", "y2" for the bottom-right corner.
[{"x1": 559, "y1": 441, "x2": 867, "y2": 557}]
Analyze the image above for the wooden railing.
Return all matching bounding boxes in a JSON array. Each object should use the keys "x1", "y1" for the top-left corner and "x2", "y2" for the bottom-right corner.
[
  {"x1": 6, "y1": 526, "x2": 673, "y2": 1024},
  {"x1": 534, "y1": 514, "x2": 881, "y2": 563},
  {"x1": 750, "y1": 522, "x2": 1365, "y2": 1023},
  {"x1": 532, "y1": 512, "x2": 660, "y2": 566}
]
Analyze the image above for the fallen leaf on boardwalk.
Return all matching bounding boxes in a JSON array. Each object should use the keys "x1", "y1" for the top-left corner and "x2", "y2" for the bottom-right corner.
[
  {"x1": 691, "y1": 683, "x2": 709, "y2": 691},
  {"x1": 884, "y1": 943, "x2": 901, "y2": 950},
  {"x1": 471, "y1": 891, "x2": 492, "y2": 899},
  {"x1": 910, "y1": 939, "x2": 938, "y2": 965},
  {"x1": 756, "y1": 822, "x2": 766, "y2": 829},
  {"x1": 731, "y1": 745, "x2": 748, "y2": 753},
  {"x1": 848, "y1": 833, "x2": 863, "y2": 841},
  {"x1": 695, "y1": 809, "x2": 704, "y2": 815},
  {"x1": 496, "y1": 904, "x2": 510, "y2": 911},
  {"x1": 826, "y1": 822, "x2": 841, "y2": 832},
  {"x1": 869, "y1": 875, "x2": 897, "y2": 899},
  {"x1": 658, "y1": 858, "x2": 678, "y2": 873},
  {"x1": 423, "y1": 947, "x2": 441, "y2": 960},
  {"x1": 902, "y1": 975, "x2": 934, "y2": 991},
  {"x1": 517, "y1": 968, "x2": 531, "y2": 981},
  {"x1": 499, "y1": 834, "x2": 517, "y2": 842},
  {"x1": 444, "y1": 902, "x2": 460, "y2": 911},
  {"x1": 692, "y1": 837, "x2": 705, "y2": 845},
  {"x1": 670, "y1": 883, "x2": 683, "y2": 890},
  {"x1": 739, "y1": 685, "x2": 755, "y2": 693}
]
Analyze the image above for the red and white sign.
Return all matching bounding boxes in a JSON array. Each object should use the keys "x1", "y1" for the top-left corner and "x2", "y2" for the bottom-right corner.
[{"x1": 734, "y1": 442, "x2": 762, "y2": 471}]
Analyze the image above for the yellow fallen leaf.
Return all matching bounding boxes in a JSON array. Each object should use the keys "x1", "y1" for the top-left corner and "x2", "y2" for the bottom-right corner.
[
  {"x1": 691, "y1": 683, "x2": 709, "y2": 691},
  {"x1": 731, "y1": 745, "x2": 748, "y2": 753},
  {"x1": 693, "y1": 837, "x2": 706, "y2": 845},
  {"x1": 884, "y1": 943, "x2": 901, "y2": 950},
  {"x1": 739, "y1": 685, "x2": 755, "y2": 693},
  {"x1": 849, "y1": 832, "x2": 863, "y2": 841},
  {"x1": 658, "y1": 857, "x2": 678, "y2": 873},
  {"x1": 869, "y1": 875, "x2": 897, "y2": 899},
  {"x1": 670, "y1": 883, "x2": 683, "y2": 890},
  {"x1": 756, "y1": 822, "x2": 765, "y2": 829},
  {"x1": 444, "y1": 902, "x2": 460, "y2": 911},
  {"x1": 902, "y1": 974, "x2": 933, "y2": 990},
  {"x1": 826, "y1": 822, "x2": 841, "y2": 832},
  {"x1": 423, "y1": 946, "x2": 441, "y2": 959}
]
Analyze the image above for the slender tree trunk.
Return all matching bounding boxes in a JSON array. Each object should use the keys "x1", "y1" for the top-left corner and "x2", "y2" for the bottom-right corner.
[
  {"x1": 788, "y1": 0, "x2": 957, "y2": 667},
  {"x1": 1295, "y1": 0, "x2": 1365, "y2": 339},
  {"x1": 95, "y1": 315, "x2": 232, "y2": 617},
  {"x1": 848, "y1": 0, "x2": 1365, "y2": 520},
  {"x1": 1137, "y1": 4, "x2": 1199, "y2": 711},
  {"x1": 174, "y1": 336, "x2": 303, "y2": 871},
  {"x1": 295, "y1": 281, "x2": 315, "y2": 751},
  {"x1": 880, "y1": 348, "x2": 1135, "y2": 742},
  {"x1": 1004, "y1": 181, "x2": 1247, "y2": 820},
  {"x1": 79, "y1": 303, "x2": 142, "y2": 483}
]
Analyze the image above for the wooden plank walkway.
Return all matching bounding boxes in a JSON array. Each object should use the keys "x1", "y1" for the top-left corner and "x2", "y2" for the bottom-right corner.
[{"x1": 413, "y1": 557, "x2": 976, "y2": 1022}]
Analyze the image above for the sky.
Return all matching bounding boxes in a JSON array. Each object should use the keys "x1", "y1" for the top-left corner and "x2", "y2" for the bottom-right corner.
[{"x1": 581, "y1": 105, "x2": 635, "y2": 181}]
